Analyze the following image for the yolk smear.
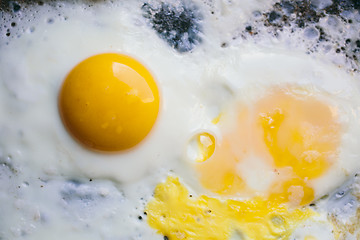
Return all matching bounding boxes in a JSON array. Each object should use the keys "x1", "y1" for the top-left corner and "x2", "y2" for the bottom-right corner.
[
  {"x1": 146, "y1": 177, "x2": 315, "y2": 240},
  {"x1": 269, "y1": 178, "x2": 315, "y2": 206},
  {"x1": 195, "y1": 132, "x2": 216, "y2": 163},
  {"x1": 212, "y1": 113, "x2": 222, "y2": 124},
  {"x1": 59, "y1": 53, "x2": 159, "y2": 152},
  {"x1": 196, "y1": 107, "x2": 254, "y2": 196},
  {"x1": 258, "y1": 90, "x2": 340, "y2": 179},
  {"x1": 197, "y1": 139, "x2": 248, "y2": 195},
  {"x1": 194, "y1": 88, "x2": 340, "y2": 205}
]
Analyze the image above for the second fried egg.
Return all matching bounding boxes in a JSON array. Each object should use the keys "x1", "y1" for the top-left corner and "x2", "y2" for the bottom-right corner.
[
  {"x1": 181, "y1": 50, "x2": 360, "y2": 205},
  {"x1": 145, "y1": 49, "x2": 360, "y2": 240}
]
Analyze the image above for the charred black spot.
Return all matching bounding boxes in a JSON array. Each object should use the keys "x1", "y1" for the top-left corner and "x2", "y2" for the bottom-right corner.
[
  {"x1": 325, "y1": 0, "x2": 360, "y2": 14},
  {"x1": 12, "y1": 2, "x2": 21, "y2": 12},
  {"x1": 281, "y1": 1, "x2": 295, "y2": 15},
  {"x1": 142, "y1": 0, "x2": 202, "y2": 53},
  {"x1": 269, "y1": 11, "x2": 281, "y2": 23},
  {"x1": 356, "y1": 39, "x2": 360, "y2": 48}
]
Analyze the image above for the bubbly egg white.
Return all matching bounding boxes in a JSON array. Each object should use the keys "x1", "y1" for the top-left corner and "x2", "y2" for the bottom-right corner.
[{"x1": 1, "y1": 0, "x2": 360, "y2": 239}]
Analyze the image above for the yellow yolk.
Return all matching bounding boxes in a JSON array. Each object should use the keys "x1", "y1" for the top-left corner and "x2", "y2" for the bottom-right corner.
[
  {"x1": 195, "y1": 88, "x2": 340, "y2": 205},
  {"x1": 269, "y1": 178, "x2": 315, "y2": 206},
  {"x1": 194, "y1": 132, "x2": 216, "y2": 163},
  {"x1": 304, "y1": 236, "x2": 317, "y2": 240},
  {"x1": 258, "y1": 90, "x2": 340, "y2": 179},
  {"x1": 196, "y1": 138, "x2": 248, "y2": 195},
  {"x1": 146, "y1": 177, "x2": 315, "y2": 240},
  {"x1": 59, "y1": 53, "x2": 159, "y2": 151}
]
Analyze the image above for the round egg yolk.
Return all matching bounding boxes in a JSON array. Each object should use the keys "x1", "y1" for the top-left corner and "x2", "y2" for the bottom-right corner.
[
  {"x1": 194, "y1": 88, "x2": 341, "y2": 205},
  {"x1": 59, "y1": 53, "x2": 160, "y2": 152}
]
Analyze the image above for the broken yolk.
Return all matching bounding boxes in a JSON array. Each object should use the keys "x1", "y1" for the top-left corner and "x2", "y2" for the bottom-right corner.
[
  {"x1": 195, "y1": 138, "x2": 248, "y2": 195},
  {"x1": 258, "y1": 90, "x2": 340, "y2": 179},
  {"x1": 269, "y1": 178, "x2": 315, "y2": 206},
  {"x1": 194, "y1": 132, "x2": 216, "y2": 163},
  {"x1": 59, "y1": 53, "x2": 159, "y2": 152},
  {"x1": 146, "y1": 177, "x2": 315, "y2": 240},
  {"x1": 195, "y1": 88, "x2": 340, "y2": 205}
]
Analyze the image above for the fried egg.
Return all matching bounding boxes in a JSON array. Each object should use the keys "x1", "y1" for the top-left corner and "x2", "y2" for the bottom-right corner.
[
  {"x1": 1, "y1": 0, "x2": 360, "y2": 239},
  {"x1": 145, "y1": 49, "x2": 360, "y2": 239}
]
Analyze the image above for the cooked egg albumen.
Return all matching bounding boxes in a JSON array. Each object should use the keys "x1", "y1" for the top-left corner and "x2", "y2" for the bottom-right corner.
[{"x1": 1, "y1": 0, "x2": 360, "y2": 240}]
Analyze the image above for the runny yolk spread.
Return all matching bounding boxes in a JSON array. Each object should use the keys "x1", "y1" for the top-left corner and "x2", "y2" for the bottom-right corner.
[{"x1": 145, "y1": 177, "x2": 315, "y2": 240}]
